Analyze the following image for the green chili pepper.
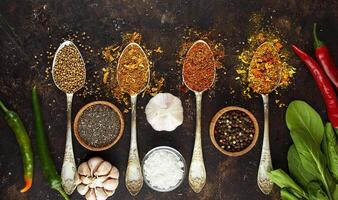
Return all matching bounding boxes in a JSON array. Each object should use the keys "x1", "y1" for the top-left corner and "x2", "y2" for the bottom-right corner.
[
  {"x1": 0, "y1": 99, "x2": 33, "y2": 192},
  {"x1": 32, "y1": 86, "x2": 69, "y2": 200}
]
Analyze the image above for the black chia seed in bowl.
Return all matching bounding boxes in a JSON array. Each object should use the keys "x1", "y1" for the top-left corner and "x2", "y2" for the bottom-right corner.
[{"x1": 75, "y1": 101, "x2": 124, "y2": 151}]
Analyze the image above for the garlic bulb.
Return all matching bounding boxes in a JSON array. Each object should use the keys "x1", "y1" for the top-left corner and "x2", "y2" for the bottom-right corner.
[
  {"x1": 76, "y1": 157, "x2": 119, "y2": 200},
  {"x1": 145, "y1": 93, "x2": 183, "y2": 131}
]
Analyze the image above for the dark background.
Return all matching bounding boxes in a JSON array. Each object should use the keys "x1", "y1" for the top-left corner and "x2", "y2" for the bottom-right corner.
[{"x1": 1, "y1": 0, "x2": 338, "y2": 199}]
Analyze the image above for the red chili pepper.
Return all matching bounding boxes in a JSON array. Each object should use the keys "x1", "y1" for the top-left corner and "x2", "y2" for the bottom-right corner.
[
  {"x1": 313, "y1": 23, "x2": 338, "y2": 89},
  {"x1": 292, "y1": 44, "x2": 338, "y2": 130}
]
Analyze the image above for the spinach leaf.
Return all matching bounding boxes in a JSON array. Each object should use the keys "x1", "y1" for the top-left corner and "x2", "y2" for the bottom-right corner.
[
  {"x1": 288, "y1": 145, "x2": 315, "y2": 188},
  {"x1": 281, "y1": 188, "x2": 301, "y2": 200},
  {"x1": 307, "y1": 182, "x2": 329, "y2": 200},
  {"x1": 290, "y1": 129, "x2": 335, "y2": 199},
  {"x1": 286, "y1": 100, "x2": 324, "y2": 146},
  {"x1": 324, "y1": 123, "x2": 338, "y2": 181},
  {"x1": 268, "y1": 169, "x2": 307, "y2": 199}
]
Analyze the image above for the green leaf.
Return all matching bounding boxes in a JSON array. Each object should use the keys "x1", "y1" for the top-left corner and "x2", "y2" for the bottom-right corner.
[
  {"x1": 334, "y1": 185, "x2": 338, "y2": 200},
  {"x1": 324, "y1": 123, "x2": 338, "y2": 181},
  {"x1": 288, "y1": 145, "x2": 316, "y2": 188},
  {"x1": 281, "y1": 188, "x2": 301, "y2": 200},
  {"x1": 286, "y1": 100, "x2": 324, "y2": 146},
  {"x1": 307, "y1": 182, "x2": 329, "y2": 200},
  {"x1": 290, "y1": 129, "x2": 335, "y2": 199},
  {"x1": 268, "y1": 169, "x2": 307, "y2": 198}
]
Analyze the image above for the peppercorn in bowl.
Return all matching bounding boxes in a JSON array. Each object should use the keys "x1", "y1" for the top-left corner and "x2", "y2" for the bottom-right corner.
[
  {"x1": 74, "y1": 101, "x2": 124, "y2": 151},
  {"x1": 209, "y1": 106, "x2": 259, "y2": 156}
]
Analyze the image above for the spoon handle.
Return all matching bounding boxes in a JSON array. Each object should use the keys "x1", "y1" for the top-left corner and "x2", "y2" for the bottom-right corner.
[
  {"x1": 257, "y1": 94, "x2": 273, "y2": 194},
  {"x1": 188, "y1": 92, "x2": 206, "y2": 193},
  {"x1": 125, "y1": 95, "x2": 143, "y2": 196},
  {"x1": 61, "y1": 93, "x2": 77, "y2": 195}
]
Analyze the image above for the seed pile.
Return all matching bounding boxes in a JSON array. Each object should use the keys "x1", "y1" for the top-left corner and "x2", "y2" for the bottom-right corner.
[
  {"x1": 53, "y1": 43, "x2": 86, "y2": 93},
  {"x1": 183, "y1": 42, "x2": 215, "y2": 91},
  {"x1": 117, "y1": 44, "x2": 149, "y2": 95},
  {"x1": 78, "y1": 104, "x2": 121, "y2": 148},
  {"x1": 214, "y1": 110, "x2": 255, "y2": 152}
]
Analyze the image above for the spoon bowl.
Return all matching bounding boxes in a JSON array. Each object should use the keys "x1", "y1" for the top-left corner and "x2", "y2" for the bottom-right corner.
[
  {"x1": 182, "y1": 40, "x2": 216, "y2": 92},
  {"x1": 52, "y1": 40, "x2": 86, "y2": 93}
]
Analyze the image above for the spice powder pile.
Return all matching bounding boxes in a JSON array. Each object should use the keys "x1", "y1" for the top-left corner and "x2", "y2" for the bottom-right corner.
[
  {"x1": 183, "y1": 42, "x2": 215, "y2": 92},
  {"x1": 215, "y1": 110, "x2": 255, "y2": 152},
  {"x1": 53, "y1": 43, "x2": 86, "y2": 93},
  {"x1": 78, "y1": 104, "x2": 121, "y2": 148},
  {"x1": 248, "y1": 42, "x2": 281, "y2": 94},
  {"x1": 117, "y1": 44, "x2": 149, "y2": 95}
]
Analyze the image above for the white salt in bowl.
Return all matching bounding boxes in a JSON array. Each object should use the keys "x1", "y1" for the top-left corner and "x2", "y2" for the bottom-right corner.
[{"x1": 142, "y1": 146, "x2": 187, "y2": 192}]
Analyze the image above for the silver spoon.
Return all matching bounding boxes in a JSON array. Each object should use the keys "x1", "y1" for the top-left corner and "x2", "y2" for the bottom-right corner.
[
  {"x1": 52, "y1": 40, "x2": 86, "y2": 195},
  {"x1": 117, "y1": 42, "x2": 150, "y2": 196},
  {"x1": 183, "y1": 40, "x2": 216, "y2": 193},
  {"x1": 248, "y1": 42, "x2": 281, "y2": 195}
]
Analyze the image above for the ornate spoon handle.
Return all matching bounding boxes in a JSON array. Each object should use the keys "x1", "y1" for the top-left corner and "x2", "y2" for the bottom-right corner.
[
  {"x1": 188, "y1": 91, "x2": 206, "y2": 193},
  {"x1": 125, "y1": 95, "x2": 143, "y2": 196},
  {"x1": 61, "y1": 93, "x2": 77, "y2": 195},
  {"x1": 257, "y1": 94, "x2": 273, "y2": 194}
]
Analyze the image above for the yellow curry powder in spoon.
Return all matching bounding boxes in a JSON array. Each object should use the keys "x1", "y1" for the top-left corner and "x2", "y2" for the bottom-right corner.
[{"x1": 117, "y1": 44, "x2": 149, "y2": 95}]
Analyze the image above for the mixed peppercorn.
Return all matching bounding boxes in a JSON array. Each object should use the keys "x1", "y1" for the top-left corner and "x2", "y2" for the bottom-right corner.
[{"x1": 214, "y1": 110, "x2": 255, "y2": 152}]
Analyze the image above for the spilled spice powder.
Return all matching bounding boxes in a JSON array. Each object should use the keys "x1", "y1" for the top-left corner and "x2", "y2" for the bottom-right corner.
[
  {"x1": 248, "y1": 42, "x2": 281, "y2": 94},
  {"x1": 117, "y1": 44, "x2": 149, "y2": 95},
  {"x1": 101, "y1": 32, "x2": 165, "y2": 109},
  {"x1": 235, "y1": 14, "x2": 296, "y2": 103},
  {"x1": 183, "y1": 41, "x2": 215, "y2": 91}
]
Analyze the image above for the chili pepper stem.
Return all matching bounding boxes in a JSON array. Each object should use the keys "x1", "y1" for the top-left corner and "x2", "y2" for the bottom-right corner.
[
  {"x1": 0, "y1": 100, "x2": 9, "y2": 115},
  {"x1": 20, "y1": 176, "x2": 32, "y2": 193},
  {"x1": 313, "y1": 23, "x2": 324, "y2": 49},
  {"x1": 56, "y1": 187, "x2": 70, "y2": 200}
]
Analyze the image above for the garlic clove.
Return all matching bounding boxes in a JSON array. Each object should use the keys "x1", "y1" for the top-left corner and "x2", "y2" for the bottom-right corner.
[
  {"x1": 104, "y1": 189, "x2": 115, "y2": 197},
  {"x1": 77, "y1": 184, "x2": 89, "y2": 195},
  {"x1": 78, "y1": 162, "x2": 91, "y2": 176},
  {"x1": 85, "y1": 189, "x2": 97, "y2": 200},
  {"x1": 81, "y1": 175, "x2": 92, "y2": 185},
  {"x1": 103, "y1": 179, "x2": 119, "y2": 191},
  {"x1": 75, "y1": 171, "x2": 82, "y2": 185},
  {"x1": 108, "y1": 166, "x2": 119, "y2": 179},
  {"x1": 95, "y1": 188, "x2": 108, "y2": 200},
  {"x1": 88, "y1": 157, "x2": 104, "y2": 176},
  {"x1": 94, "y1": 161, "x2": 112, "y2": 176}
]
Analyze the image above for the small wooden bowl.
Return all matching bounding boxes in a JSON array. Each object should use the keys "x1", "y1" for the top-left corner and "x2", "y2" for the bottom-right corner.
[
  {"x1": 74, "y1": 101, "x2": 124, "y2": 151},
  {"x1": 209, "y1": 106, "x2": 259, "y2": 157}
]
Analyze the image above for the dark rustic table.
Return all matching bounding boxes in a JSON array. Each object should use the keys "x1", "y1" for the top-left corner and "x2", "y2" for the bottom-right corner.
[{"x1": 1, "y1": 0, "x2": 338, "y2": 199}]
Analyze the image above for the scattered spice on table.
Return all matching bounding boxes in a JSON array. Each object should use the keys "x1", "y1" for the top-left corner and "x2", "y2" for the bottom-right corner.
[
  {"x1": 143, "y1": 148, "x2": 185, "y2": 191},
  {"x1": 235, "y1": 15, "x2": 296, "y2": 104},
  {"x1": 248, "y1": 42, "x2": 281, "y2": 94},
  {"x1": 77, "y1": 104, "x2": 121, "y2": 148},
  {"x1": 214, "y1": 110, "x2": 255, "y2": 152},
  {"x1": 101, "y1": 32, "x2": 165, "y2": 109},
  {"x1": 183, "y1": 41, "x2": 215, "y2": 91},
  {"x1": 53, "y1": 43, "x2": 86, "y2": 93},
  {"x1": 117, "y1": 43, "x2": 149, "y2": 95}
]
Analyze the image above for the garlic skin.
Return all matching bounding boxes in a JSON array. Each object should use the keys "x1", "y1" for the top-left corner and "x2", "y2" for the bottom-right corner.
[
  {"x1": 76, "y1": 157, "x2": 119, "y2": 200},
  {"x1": 145, "y1": 93, "x2": 183, "y2": 131}
]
